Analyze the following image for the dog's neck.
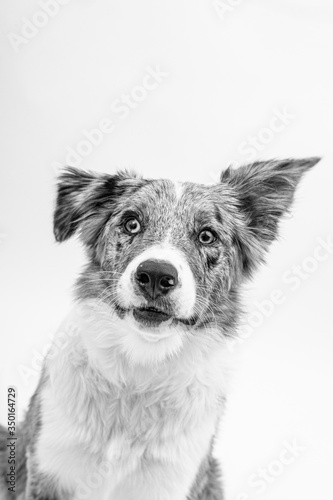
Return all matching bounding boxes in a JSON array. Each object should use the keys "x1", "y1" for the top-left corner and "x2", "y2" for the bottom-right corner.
[
  {"x1": 43, "y1": 299, "x2": 229, "y2": 458},
  {"x1": 49, "y1": 299, "x2": 230, "y2": 395}
]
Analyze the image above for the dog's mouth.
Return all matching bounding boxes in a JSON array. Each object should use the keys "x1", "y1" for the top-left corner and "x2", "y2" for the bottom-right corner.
[
  {"x1": 133, "y1": 306, "x2": 172, "y2": 326},
  {"x1": 114, "y1": 303, "x2": 197, "y2": 327}
]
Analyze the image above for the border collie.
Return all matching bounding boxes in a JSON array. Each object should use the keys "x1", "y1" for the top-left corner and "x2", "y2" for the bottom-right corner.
[{"x1": 0, "y1": 157, "x2": 320, "y2": 499}]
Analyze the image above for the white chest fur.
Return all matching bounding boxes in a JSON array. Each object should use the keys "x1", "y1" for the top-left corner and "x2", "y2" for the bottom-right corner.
[{"x1": 36, "y1": 302, "x2": 229, "y2": 500}]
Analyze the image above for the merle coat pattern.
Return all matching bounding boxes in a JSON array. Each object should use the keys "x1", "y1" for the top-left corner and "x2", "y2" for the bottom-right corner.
[{"x1": 0, "y1": 157, "x2": 320, "y2": 500}]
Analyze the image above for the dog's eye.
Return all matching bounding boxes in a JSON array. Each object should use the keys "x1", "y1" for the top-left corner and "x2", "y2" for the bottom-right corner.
[
  {"x1": 124, "y1": 217, "x2": 141, "y2": 235},
  {"x1": 198, "y1": 229, "x2": 217, "y2": 245}
]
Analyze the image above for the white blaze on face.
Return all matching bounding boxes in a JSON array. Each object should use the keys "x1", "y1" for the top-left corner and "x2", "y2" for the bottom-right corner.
[
  {"x1": 117, "y1": 244, "x2": 196, "y2": 319},
  {"x1": 173, "y1": 181, "x2": 183, "y2": 201}
]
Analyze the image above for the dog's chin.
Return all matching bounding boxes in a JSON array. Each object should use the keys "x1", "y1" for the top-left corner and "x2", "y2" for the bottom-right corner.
[{"x1": 114, "y1": 307, "x2": 183, "y2": 365}]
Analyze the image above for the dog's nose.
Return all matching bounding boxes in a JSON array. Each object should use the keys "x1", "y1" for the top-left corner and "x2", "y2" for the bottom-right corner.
[{"x1": 135, "y1": 259, "x2": 178, "y2": 300}]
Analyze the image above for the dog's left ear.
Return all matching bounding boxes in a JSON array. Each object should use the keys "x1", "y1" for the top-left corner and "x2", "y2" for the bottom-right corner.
[{"x1": 220, "y1": 157, "x2": 321, "y2": 276}]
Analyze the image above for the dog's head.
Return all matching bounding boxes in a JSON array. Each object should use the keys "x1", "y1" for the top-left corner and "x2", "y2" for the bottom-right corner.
[{"x1": 54, "y1": 158, "x2": 319, "y2": 363}]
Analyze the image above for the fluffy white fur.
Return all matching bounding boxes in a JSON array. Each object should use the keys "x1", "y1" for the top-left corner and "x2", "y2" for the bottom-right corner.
[{"x1": 36, "y1": 300, "x2": 229, "y2": 500}]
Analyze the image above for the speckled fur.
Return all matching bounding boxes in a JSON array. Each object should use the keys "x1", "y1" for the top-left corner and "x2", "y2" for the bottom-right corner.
[{"x1": 0, "y1": 157, "x2": 320, "y2": 499}]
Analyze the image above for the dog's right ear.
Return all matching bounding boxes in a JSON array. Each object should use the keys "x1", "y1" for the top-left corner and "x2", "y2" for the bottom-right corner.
[{"x1": 53, "y1": 167, "x2": 143, "y2": 244}]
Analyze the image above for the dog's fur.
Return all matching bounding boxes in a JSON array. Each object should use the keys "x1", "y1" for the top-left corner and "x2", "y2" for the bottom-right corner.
[{"x1": 0, "y1": 157, "x2": 320, "y2": 499}]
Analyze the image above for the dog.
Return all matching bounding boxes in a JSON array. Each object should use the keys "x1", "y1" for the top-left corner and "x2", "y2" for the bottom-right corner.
[{"x1": 0, "y1": 157, "x2": 320, "y2": 499}]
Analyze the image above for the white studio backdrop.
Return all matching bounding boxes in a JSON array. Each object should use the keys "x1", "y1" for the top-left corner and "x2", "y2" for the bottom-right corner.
[{"x1": 1, "y1": 1, "x2": 333, "y2": 499}]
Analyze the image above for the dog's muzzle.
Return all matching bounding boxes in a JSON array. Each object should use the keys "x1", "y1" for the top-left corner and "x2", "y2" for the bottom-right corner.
[{"x1": 116, "y1": 244, "x2": 196, "y2": 326}]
